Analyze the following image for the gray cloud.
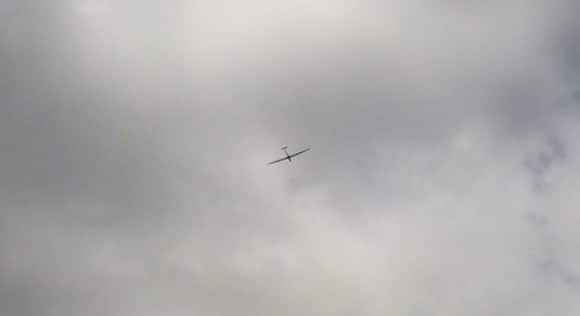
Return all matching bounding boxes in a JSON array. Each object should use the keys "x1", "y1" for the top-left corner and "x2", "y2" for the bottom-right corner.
[{"x1": 1, "y1": 1, "x2": 580, "y2": 315}]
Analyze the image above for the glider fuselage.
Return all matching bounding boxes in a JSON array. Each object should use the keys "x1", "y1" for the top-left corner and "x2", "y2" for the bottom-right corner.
[{"x1": 284, "y1": 149, "x2": 292, "y2": 162}]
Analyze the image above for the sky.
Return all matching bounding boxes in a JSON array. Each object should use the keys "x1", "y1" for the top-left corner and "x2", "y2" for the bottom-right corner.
[{"x1": 1, "y1": 0, "x2": 580, "y2": 315}]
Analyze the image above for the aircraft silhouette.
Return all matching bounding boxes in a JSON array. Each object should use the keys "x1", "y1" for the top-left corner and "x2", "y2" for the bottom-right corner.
[{"x1": 268, "y1": 146, "x2": 310, "y2": 164}]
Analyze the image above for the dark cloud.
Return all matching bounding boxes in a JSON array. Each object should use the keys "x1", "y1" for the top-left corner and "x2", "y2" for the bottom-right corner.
[{"x1": 1, "y1": 1, "x2": 580, "y2": 315}]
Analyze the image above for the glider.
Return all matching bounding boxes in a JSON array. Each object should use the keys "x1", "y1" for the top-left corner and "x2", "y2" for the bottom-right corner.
[{"x1": 268, "y1": 146, "x2": 310, "y2": 164}]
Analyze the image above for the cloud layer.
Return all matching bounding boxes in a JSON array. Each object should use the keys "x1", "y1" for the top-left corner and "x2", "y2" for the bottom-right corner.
[{"x1": 1, "y1": 1, "x2": 580, "y2": 315}]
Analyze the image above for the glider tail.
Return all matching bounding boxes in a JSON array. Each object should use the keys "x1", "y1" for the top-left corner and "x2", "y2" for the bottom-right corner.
[{"x1": 282, "y1": 146, "x2": 290, "y2": 160}]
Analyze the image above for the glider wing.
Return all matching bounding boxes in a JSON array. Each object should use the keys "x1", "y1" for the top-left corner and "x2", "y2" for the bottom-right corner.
[
  {"x1": 289, "y1": 148, "x2": 310, "y2": 158},
  {"x1": 268, "y1": 156, "x2": 289, "y2": 164}
]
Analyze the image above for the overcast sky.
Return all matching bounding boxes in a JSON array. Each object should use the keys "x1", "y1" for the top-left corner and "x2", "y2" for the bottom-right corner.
[{"x1": 1, "y1": 1, "x2": 580, "y2": 315}]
